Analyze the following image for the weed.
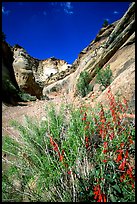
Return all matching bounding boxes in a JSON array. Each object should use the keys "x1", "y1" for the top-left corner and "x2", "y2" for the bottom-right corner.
[
  {"x1": 96, "y1": 65, "x2": 113, "y2": 91},
  {"x1": 76, "y1": 71, "x2": 93, "y2": 97}
]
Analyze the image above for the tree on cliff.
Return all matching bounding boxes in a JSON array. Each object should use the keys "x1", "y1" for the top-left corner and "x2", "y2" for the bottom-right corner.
[{"x1": 102, "y1": 19, "x2": 109, "y2": 27}]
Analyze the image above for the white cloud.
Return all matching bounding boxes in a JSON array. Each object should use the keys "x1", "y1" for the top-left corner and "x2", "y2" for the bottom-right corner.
[
  {"x1": 2, "y1": 6, "x2": 10, "y2": 15},
  {"x1": 60, "y1": 2, "x2": 74, "y2": 15},
  {"x1": 50, "y1": 2, "x2": 74, "y2": 15},
  {"x1": 64, "y1": 8, "x2": 73, "y2": 15},
  {"x1": 113, "y1": 11, "x2": 119, "y2": 14}
]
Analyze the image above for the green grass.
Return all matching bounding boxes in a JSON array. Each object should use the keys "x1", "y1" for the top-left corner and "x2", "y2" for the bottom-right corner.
[{"x1": 2, "y1": 88, "x2": 135, "y2": 202}]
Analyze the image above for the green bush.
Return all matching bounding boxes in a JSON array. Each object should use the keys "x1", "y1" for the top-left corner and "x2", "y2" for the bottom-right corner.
[
  {"x1": 96, "y1": 65, "x2": 113, "y2": 91},
  {"x1": 76, "y1": 71, "x2": 93, "y2": 97},
  {"x1": 2, "y1": 89, "x2": 135, "y2": 202},
  {"x1": 102, "y1": 19, "x2": 109, "y2": 27},
  {"x1": 19, "y1": 92, "x2": 37, "y2": 102}
]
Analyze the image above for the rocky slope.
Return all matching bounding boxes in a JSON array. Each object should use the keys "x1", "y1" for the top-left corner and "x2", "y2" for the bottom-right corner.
[{"x1": 43, "y1": 2, "x2": 135, "y2": 112}]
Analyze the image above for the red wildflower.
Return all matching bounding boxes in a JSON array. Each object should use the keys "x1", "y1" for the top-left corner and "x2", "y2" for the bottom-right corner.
[
  {"x1": 82, "y1": 117, "x2": 86, "y2": 121},
  {"x1": 132, "y1": 183, "x2": 134, "y2": 189},
  {"x1": 109, "y1": 132, "x2": 114, "y2": 140},
  {"x1": 67, "y1": 171, "x2": 71, "y2": 175},
  {"x1": 129, "y1": 139, "x2": 133, "y2": 144},
  {"x1": 50, "y1": 136, "x2": 59, "y2": 153},
  {"x1": 120, "y1": 142, "x2": 124, "y2": 148},
  {"x1": 126, "y1": 163, "x2": 134, "y2": 179},
  {"x1": 116, "y1": 153, "x2": 123, "y2": 163},
  {"x1": 103, "y1": 149, "x2": 108, "y2": 154},
  {"x1": 59, "y1": 155, "x2": 63, "y2": 162},
  {"x1": 120, "y1": 173, "x2": 126, "y2": 182},
  {"x1": 118, "y1": 158, "x2": 126, "y2": 171},
  {"x1": 125, "y1": 150, "x2": 128, "y2": 159},
  {"x1": 59, "y1": 150, "x2": 65, "y2": 162},
  {"x1": 116, "y1": 150, "x2": 123, "y2": 153},
  {"x1": 84, "y1": 125, "x2": 90, "y2": 130},
  {"x1": 103, "y1": 160, "x2": 107, "y2": 163},
  {"x1": 85, "y1": 136, "x2": 89, "y2": 142},
  {"x1": 103, "y1": 142, "x2": 108, "y2": 148},
  {"x1": 86, "y1": 121, "x2": 90, "y2": 125},
  {"x1": 93, "y1": 184, "x2": 106, "y2": 202},
  {"x1": 127, "y1": 162, "x2": 133, "y2": 172},
  {"x1": 50, "y1": 136, "x2": 54, "y2": 146}
]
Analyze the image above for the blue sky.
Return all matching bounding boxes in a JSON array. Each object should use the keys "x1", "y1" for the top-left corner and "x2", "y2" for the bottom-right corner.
[{"x1": 2, "y1": 2, "x2": 131, "y2": 64}]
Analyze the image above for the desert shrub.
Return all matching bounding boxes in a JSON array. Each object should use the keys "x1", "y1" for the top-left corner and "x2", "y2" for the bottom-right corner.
[
  {"x1": 76, "y1": 71, "x2": 93, "y2": 97},
  {"x1": 96, "y1": 65, "x2": 112, "y2": 90},
  {"x1": 19, "y1": 92, "x2": 37, "y2": 101},
  {"x1": 2, "y1": 88, "x2": 135, "y2": 202}
]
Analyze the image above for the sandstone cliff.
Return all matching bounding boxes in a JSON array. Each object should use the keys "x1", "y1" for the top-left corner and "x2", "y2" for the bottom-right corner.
[
  {"x1": 43, "y1": 2, "x2": 135, "y2": 112},
  {"x1": 12, "y1": 45, "x2": 71, "y2": 99},
  {"x1": 2, "y1": 41, "x2": 21, "y2": 105}
]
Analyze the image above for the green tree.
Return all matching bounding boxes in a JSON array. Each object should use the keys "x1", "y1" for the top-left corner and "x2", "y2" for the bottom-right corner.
[
  {"x1": 76, "y1": 71, "x2": 93, "y2": 97},
  {"x1": 102, "y1": 19, "x2": 109, "y2": 27},
  {"x1": 96, "y1": 65, "x2": 112, "y2": 90}
]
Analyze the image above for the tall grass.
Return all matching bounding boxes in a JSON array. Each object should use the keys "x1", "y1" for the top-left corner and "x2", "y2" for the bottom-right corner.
[{"x1": 2, "y1": 87, "x2": 135, "y2": 202}]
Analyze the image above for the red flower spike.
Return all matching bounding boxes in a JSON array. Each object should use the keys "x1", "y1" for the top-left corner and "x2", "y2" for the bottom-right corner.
[
  {"x1": 59, "y1": 154, "x2": 64, "y2": 162},
  {"x1": 50, "y1": 136, "x2": 59, "y2": 153},
  {"x1": 116, "y1": 153, "x2": 123, "y2": 163},
  {"x1": 82, "y1": 117, "x2": 86, "y2": 121},
  {"x1": 103, "y1": 160, "x2": 107, "y2": 163},
  {"x1": 53, "y1": 144, "x2": 59, "y2": 152},
  {"x1": 67, "y1": 171, "x2": 71, "y2": 175},
  {"x1": 118, "y1": 158, "x2": 126, "y2": 171},
  {"x1": 84, "y1": 125, "x2": 90, "y2": 130},
  {"x1": 120, "y1": 173, "x2": 126, "y2": 182},
  {"x1": 86, "y1": 121, "x2": 90, "y2": 125},
  {"x1": 103, "y1": 142, "x2": 108, "y2": 148},
  {"x1": 62, "y1": 150, "x2": 65, "y2": 155},
  {"x1": 103, "y1": 149, "x2": 108, "y2": 154},
  {"x1": 132, "y1": 183, "x2": 134, "y2": 189},
  {"x1": 120, "y1": 142, "x2": 124, "y2": 148},
  {"x1": 129, "y1": 139, "x2": 133, "y2": 144},
  {"x1": 127, "y1": 162, "x2": 133, "y2": 172},
  {"x1": 109, "y1": 132, "x2": 114, "y2": 140},
  {"x1": 116, "y1": 150, "x2": 123, "y2": 153},
  {"x1": 85, "y1": 136, "x2": 89, "y2": 142},
  {"x1": 125, "y1": 150, "x2": 128, "y2": 159},
  {"x1": 50, "y1": 136, "x2": 54, "y2": 146}
]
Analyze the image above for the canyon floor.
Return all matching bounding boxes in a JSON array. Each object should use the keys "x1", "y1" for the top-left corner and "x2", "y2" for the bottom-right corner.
[{"x1": 2, "y1": 91, "x2": 83, "y2": 139}]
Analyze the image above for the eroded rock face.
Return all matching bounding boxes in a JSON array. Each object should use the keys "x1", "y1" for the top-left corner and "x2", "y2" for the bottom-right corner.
[
  {"x1": 36, "y1": 57, "x2": 72, "y2": 84},
  {"x1": 12, "y1": 45, "x2": 43, "y2": 99},
  {"x1": 66, "y1": 2, "x2": 135, "y2": 111},
  {"x1": 2, "y1": 41, "x2": 21, "y2": 105},
  {"x1": 12, "y1": 46, "x2": 72, "y2": 98}
]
